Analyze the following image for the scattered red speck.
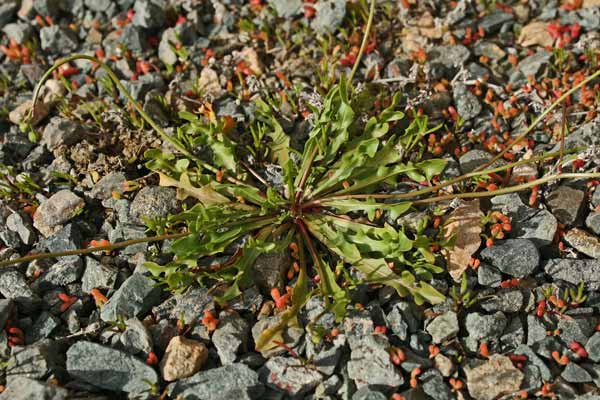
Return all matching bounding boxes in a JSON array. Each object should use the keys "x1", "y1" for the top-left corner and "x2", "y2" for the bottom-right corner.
[
  {"x1": 536, "y1": 300, "x2": 546, "y2": 318},
  {"x1": 90, "y1": 288, "x2": 109, "y2": 307},
  {"x1": 201, "y1": 310, "x2": 218, "y2": 331},
  {"x1": 176, "y1": 15, "x2": 187, "y2": 25},
  {"x1": 127, "y1": 9, "x2": 135, "y2": 21},
  {"x1": 146, "y1": 351, "x2": 159, "y2": 365},
  {"x1": 374, "y1": 326, "x2": 387, "y2": 334},
  {"x1": 569, "y1": 341, "x2": 588, "y2": 358},
  {"x1": 304, "y1": 4, "x2": 316, "y2": 18},
  {"x1": 58, "y1": 293, "x2": 77, "y2": 313}
]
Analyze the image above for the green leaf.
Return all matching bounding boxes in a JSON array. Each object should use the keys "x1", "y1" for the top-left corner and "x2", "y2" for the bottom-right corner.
[
  {"x1": 157, "y1": 172, "x2": 231, "y2": 205},
  {"x1": 417, "y1": 159, "x2": 447, "y2": 181},
  {"x1": 321, "y1": 199, "x2": 412, "y2": 221},
  {"x1": 320, "y1": 261, "x2": 351, "y2": 321},
  {"x1": 255, "y1": 99, "x2": 291, "y2": 167}
]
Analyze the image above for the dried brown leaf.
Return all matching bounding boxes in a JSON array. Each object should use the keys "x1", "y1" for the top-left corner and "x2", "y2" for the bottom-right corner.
[{"x1": 442, "y1": 200, "x2": 483, "y2": 281}]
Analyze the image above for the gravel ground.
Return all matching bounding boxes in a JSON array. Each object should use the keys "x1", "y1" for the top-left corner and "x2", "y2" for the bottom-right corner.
[{"x1": 0, "y1": 0, "x2": 600, "y2": 399}]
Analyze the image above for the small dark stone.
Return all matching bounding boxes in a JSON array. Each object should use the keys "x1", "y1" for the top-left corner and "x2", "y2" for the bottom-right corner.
[
  {"x1": 43, "y1": 224, "x2": 83, "y2": 262},
  {"x1": 480, "y1": 11, "x2": 514, "y2": 33},
  {"x1": 526, "y1": 315, "x2": 547, "y2": 346},
  {"x1": 459, "y1": 149, "x2": 493, "y2": 173},
  {"x1": 117, "y1": 24, "x2": 146, "y2": 55},
  {"x1": 347, "y1": 334, "x2": 403, "y2": 389},
  {"x1": 514, "y1": 344, "x2": 552, "y2": 381},
  {"x1": 453, "y1": 83, "x2": 481, "y2": 120},
  {"x1": 0, "y1": 270, "x2": 41, "y2": 313},
  {"x1": 89, "y1": 172, "x2": 127, "y2": 201},
  {"x1": 558, "y1": 317, "x2": 594, "y2": 345},
  {"x1": 0, "y1": 299, "x2": 13, "y2": 330},
  {"x1": 491, "y1": 193, "x2": 557, "y2": 247},
  {"x1": 251, "y1": 251, "x2": 290, "y2": 294},
  {"x1": 26, "y1": 311, "x2": 60, "y2": 343},
  {"x1": 546, "y1": 185, "x2": 585, "y2": 226},
  {"x1": 153, "y1": 286, "x2": 213, "y2": 324}
]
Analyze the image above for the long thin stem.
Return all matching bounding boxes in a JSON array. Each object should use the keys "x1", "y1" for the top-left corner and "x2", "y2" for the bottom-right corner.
[
  {"x1": 348, "y1": 0, "x2": 376, "y2": 82},
  {"x1": 296, "y1": 218, "x2": 328, "y2": 304},
  {"x1": 475, "y1": 68, "x2": 600, "y2": 172},
  {"x1": 294, "y1": 145, "x2": 319, "y2": 206},
  {"x1": 306, "y1": 149, "x2": 573, "y2": 206},
  {"x1": 31, "y1": 55, "x2": 250, "y2": 188},
  {"x1": 0, "y1": 231, "x2": 189, "y2": 268},
  {"x1": 412, "y1": 172, "x2": 600, "y2": 205}
]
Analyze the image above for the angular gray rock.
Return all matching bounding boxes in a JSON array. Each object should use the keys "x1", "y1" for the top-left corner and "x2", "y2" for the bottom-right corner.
[
  {"x1": 129, "y1": 186, "x2": 178, "y2": 225},
  {"x1": 81, "y1": 257, "x2": 118, "y2": 293},
  {"x1": 41, "y1": 117, "x2": 84, "y2": 150},
  {"x1": 33, "y1": 190, "x2": 85, "y2": 238},
  {"x1": 0, "y1": 376, "x2": 69, "y2": 400},
  {"x1": 212, "y1": 311, "x2": 249, "y2": 365},
  {"x1": 480, "y1": 239, "x2": 539, "y2": 278},
  {"x1": 426, "y1": 311, "x2": 459, "y2": 344},
  {"x1": 561, "y1": 362, "x2": 592, "y2": 383},
  {"x1": 66, "y1": 341, "x2": 158, "y2": 393},
  {"x1": 100, "y1": 273, "x2": 162, "y2": 322},
  {"x1": 464, "y1": 355, "x2": 524, "y2": 400},
  {"x1": 40, "y1": 26, "x2": 78, "y2": 55},
  {"x1": 90, "y1": 172, "x2": 127, "y2": 200},
  {"x1": 270, "y1": 0, "x2": 302, "y2": 18},
  {"x1": 7, "y1": 340, "x2": 63, "y2": 379},
  {"x1": 120, "y1": 317, "x2": 153, "y2": 355},
  {"x1": 132, "y1": 0, "x2": 165, "y2": 28},
  {"x1": 260, "y1": 356, "x2": 323, "y2": 396},
  {"x1": 490, "y1": 193, "x2": 557, "y2": 247},
  {"x1": 563, "y1": 228, "x2": 600, "y2": 259},
  {"x1": 586, "y1": 332, "x2": 600, "y2": 362},
  {"x1": 544, "y1": 259, "x2": 600, "y2": 290},
  {"x1": 311, "y1": 0, "x2": 346, "y2": 33},
  {"x1": 167, "y1": 363, "x2": 264, "y2": 400},
  {"x1": 465, "y1": 312, "x2": 508, "y2": 341},
  {"x1": 347, "y1": 334, "x2": 404, "y2": 389}
]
